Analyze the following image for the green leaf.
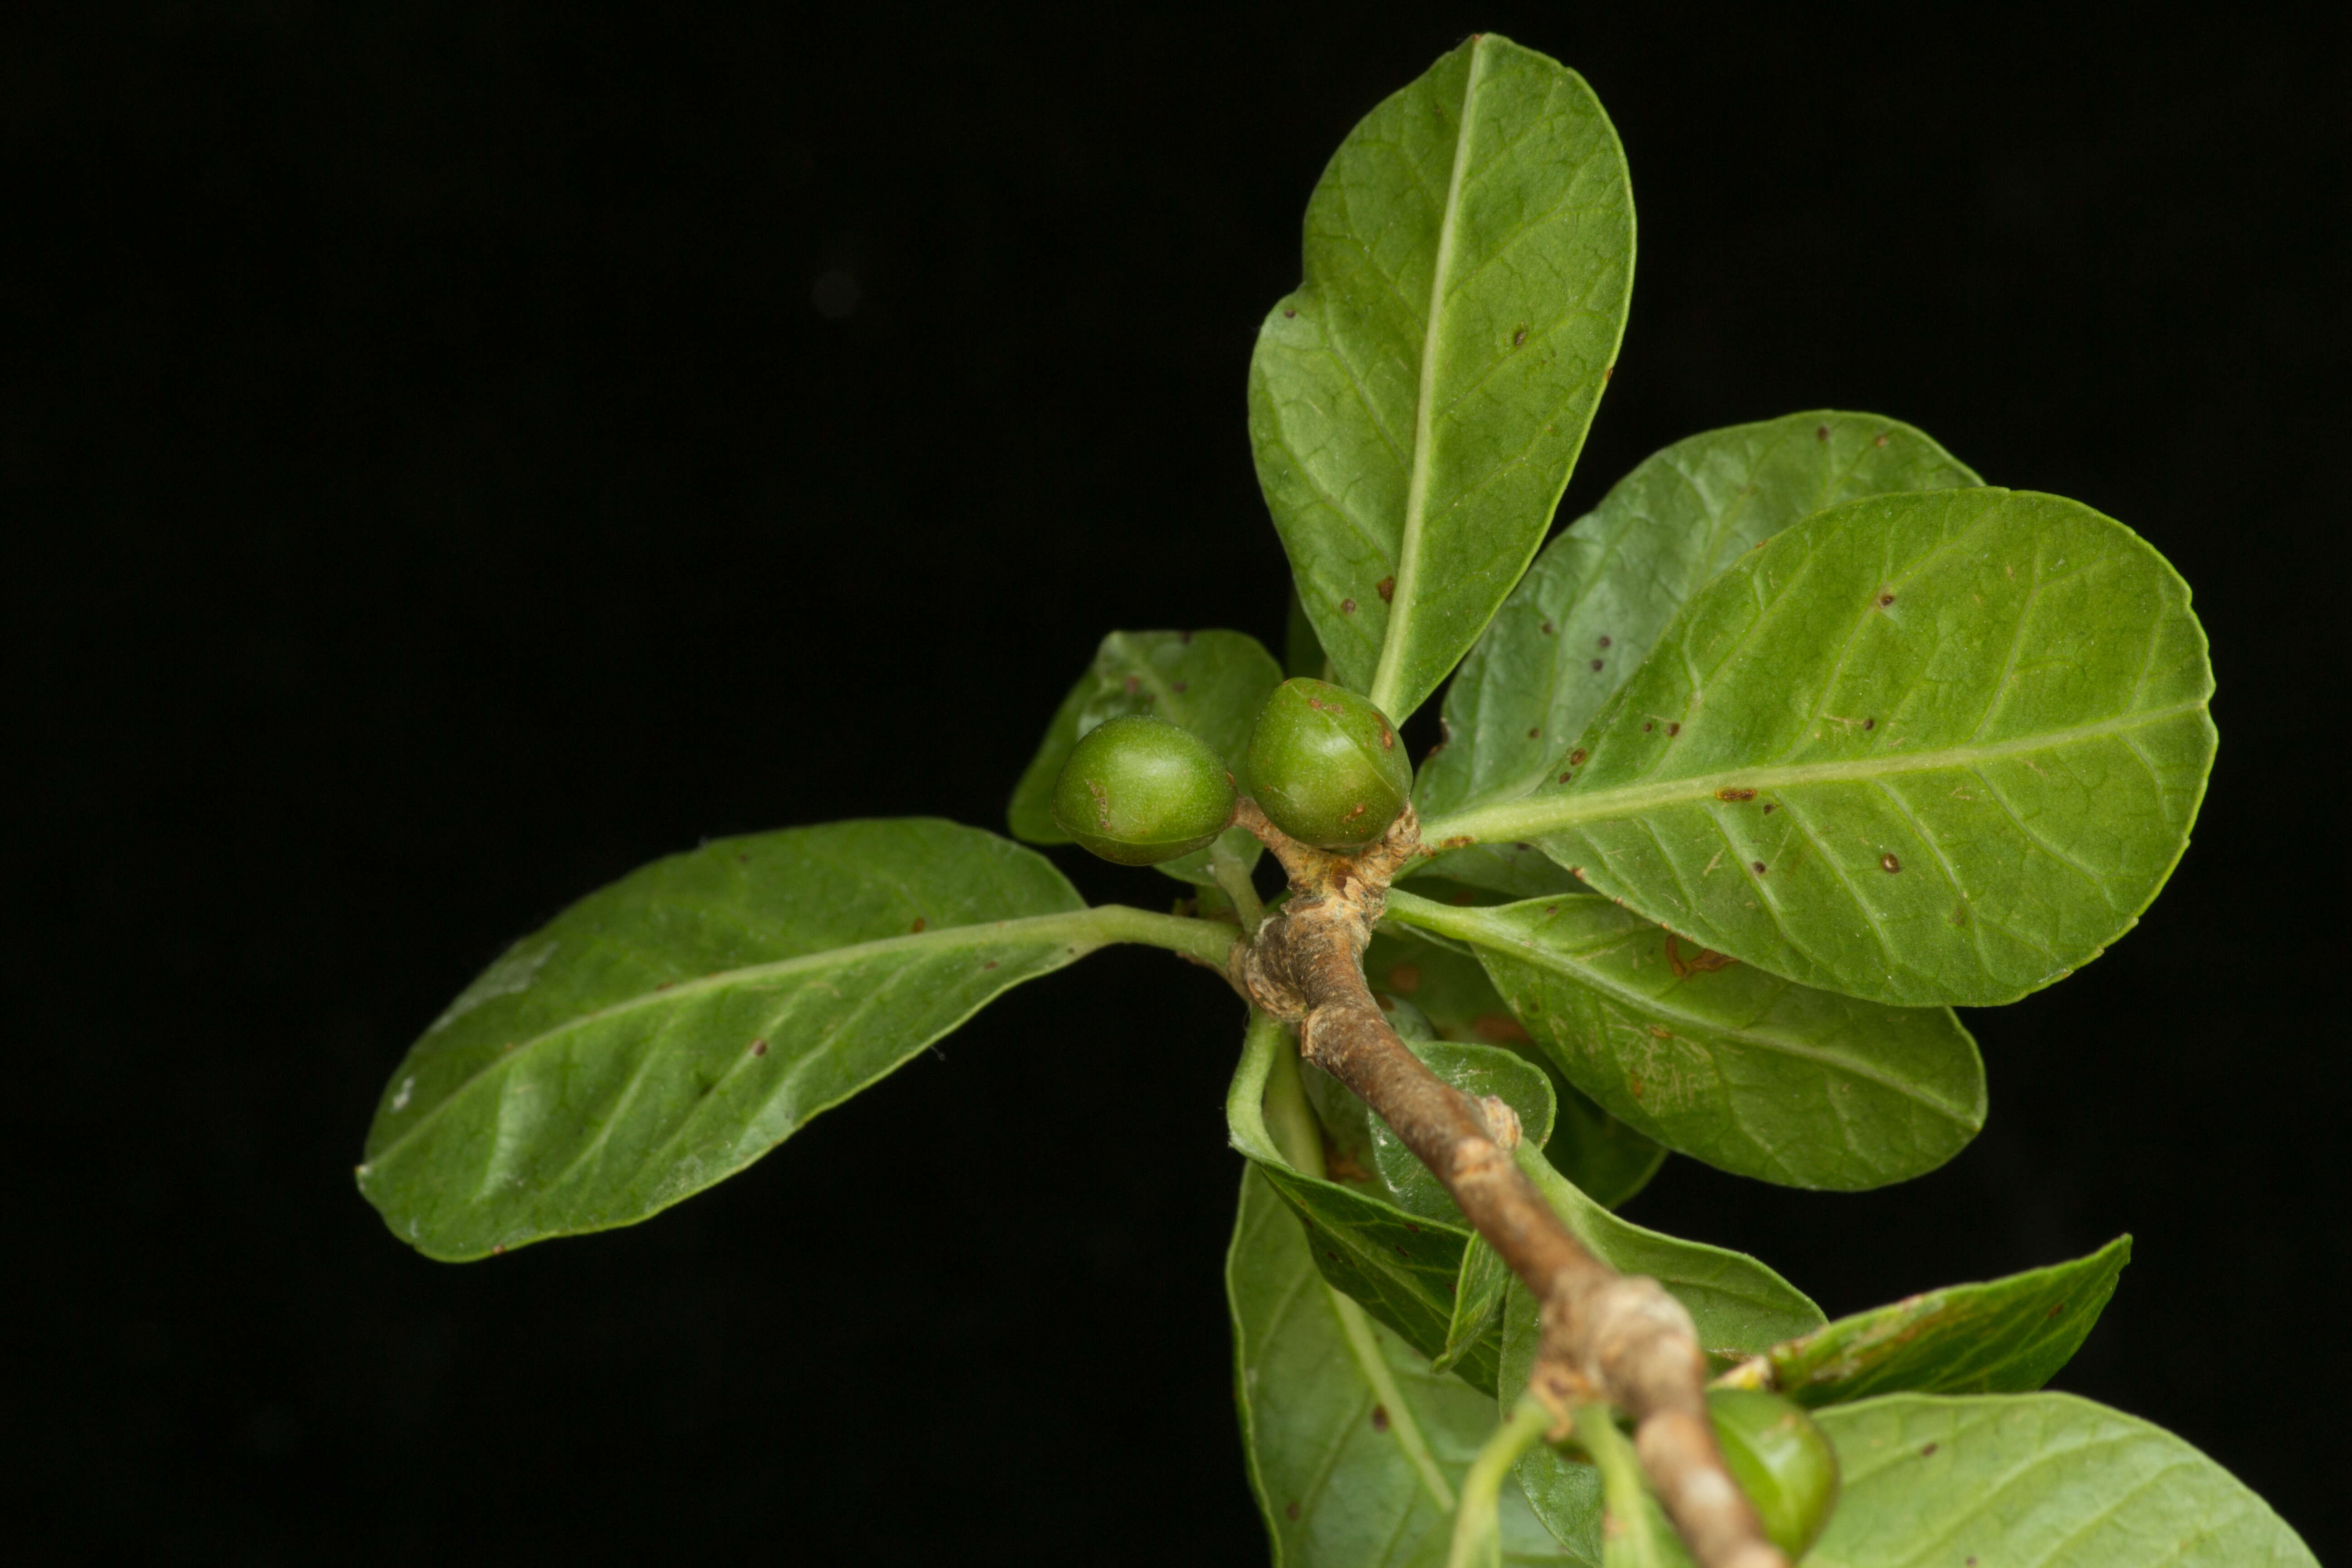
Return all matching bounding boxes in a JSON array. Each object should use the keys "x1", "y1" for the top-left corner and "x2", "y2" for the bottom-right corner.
[
  {"x1": 1004, "y1": 627, "x2": 1282, "y2": 884},
  {"x1": 1808, "y1": 1393, "x2": 2316, "y2": 1566},
  {"x1": 1417, "y1": 411, "x2": 1981, "y2": 824},
  {"x1": 1386, "y1": 890, "x2": 1984, "y2": 1190},
  {"x1": 1249, "y1": 33, "x2": 1635, "y2": 721},
  {"x1": 1499, "y1": 1147, "x2": 1822, "y2": 1552},
  {"x1": 1365, "y1": 923, "x2": 1667, "y2": 1209},
  {"x1": 361, "y1": 821, "x2": 1107, "y2": 1260},
  {"x1": 1437, "y1": 1237, "x2": 1514, "y2": 1377},
  {"x1": 1423, "y1": 489, "x2": 2216, "y2": 1007},
  {"x1": 1229, "y1": 1167, "x2": 1595, "y2": 1566},
  {"x1": 1754, "y1": 1237, "x2": 2131, "y2": 1407}
]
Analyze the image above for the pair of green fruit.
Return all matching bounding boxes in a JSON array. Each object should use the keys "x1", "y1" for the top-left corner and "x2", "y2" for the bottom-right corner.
[{"x1": 1050, "y1": 677, "x2": 1411, "y2": 864}]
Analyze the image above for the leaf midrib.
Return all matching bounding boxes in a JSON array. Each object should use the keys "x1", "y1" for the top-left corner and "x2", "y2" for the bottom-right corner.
[
  {"x1": 1421, "y1": 700, "x2": 2207, "y2": 847},
  {"x1": 1369, "y1": 36, "x2": 1488, "y2": 718},
  {"x1": 1384, "y1": 892, "x2": 1980, "y2": 1122},
  {"x1": 363, "y1": 906, "x2": 1107, "y2": 1171}
]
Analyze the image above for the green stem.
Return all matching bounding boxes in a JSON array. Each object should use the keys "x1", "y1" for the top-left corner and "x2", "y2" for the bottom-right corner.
[
  {"x1": 1381, "y1": 886, "x2": 1498, "y2": 943},
  {"x1": 1577, "y1": 1401, "x2": 1672, "y2": 1568},
  {"x1": 1446, "y1": 1395, "x2": 1554, "y2": 1568},
  {"x1": 1208, "y1": 834, "x2": 1267, "y2": 937},
  {"x1": 1082, "y1": 902, "x2": 1240, "y2": 969}
]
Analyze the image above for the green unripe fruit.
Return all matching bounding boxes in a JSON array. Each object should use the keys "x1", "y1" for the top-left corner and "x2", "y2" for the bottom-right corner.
[
  {"x1": 1245, "y1": 678, "x2": 1412, "y2": 850},
  {"x1": 1707, "y1": 1389, "x2": 1840, "y2": 1560},
  {"x1": 1051, "y1": 714, "x2": 1236, "y2": 866}
]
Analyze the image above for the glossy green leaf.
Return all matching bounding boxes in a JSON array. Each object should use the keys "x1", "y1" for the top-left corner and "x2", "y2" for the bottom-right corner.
[
  {"x1": 362, "y1": 821, "x2": 1114, "y2": 1260},
  {"x1": 1230, "y1": 1015, "x2": 1558, "y2": 1396},
  {"x1": 1367, "y1": 923, "x2": 1666, "y2": 1207},
  {"x1": 1423, "y1": 489, "x2": 2216, "y2": 1007},
  {"x1": 1438, "y1": 1237, "x2": 1514, "y2": 1377},
  {"x1": 1386, "y1": 890, "x2": 1984, "y2": 1189},
  {"x1": 1229, "y1": 1168, "x2": 1594, "y2": 1566},
  {"x1": 1249, "y1": 33, "x2": 1634, "y2": 720},
  {"x1": 1498, "y1": 1144, "x2": 1822, "y2": 1553},
  {"x1": 1004, "y1": 628, "x2": 1281, "y2": 884},
  {"x1": 1750, "y1": 1237, "x2": 2131, "y2": 1407},
  {"x1": 1417, "y1": 412, "x2": 1980, "y2": 823},
  {"x1": 1412, "y1": 843, "x2": 1588, "y2": 901},
  {"x1": 1808, "y1": 1394, "x2": 2316, "y2": 1566}
]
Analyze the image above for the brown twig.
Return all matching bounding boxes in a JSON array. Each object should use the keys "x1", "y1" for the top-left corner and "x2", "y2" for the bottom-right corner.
[{"x1": 1227, "y1": 798, "x2": 1785, "y2": 1568}]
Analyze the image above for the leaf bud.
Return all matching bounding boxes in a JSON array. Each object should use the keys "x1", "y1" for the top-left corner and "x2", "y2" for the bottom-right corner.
[
  {"x1": 1705, "y1": 1388, "x2": 1840, "y2": 1560},
  {"x1": 1245, "y1": 678, "x2": 1411, "y2": 850},
  {"x1": 1051, "y1": 714, "x2": 1236, "y2": 866}
]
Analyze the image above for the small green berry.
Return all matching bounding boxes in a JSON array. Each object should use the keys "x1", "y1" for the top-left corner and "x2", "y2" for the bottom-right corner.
[
  {"x1": 1245, "y1": 678, "x2": 1411, "y2": 850},
  {"x1": 1706, "y1": 1388, "x2": 1840, "y2": 1560},
  {"x1": 1051, "y1": 714, "x2": 1235, "y2": 866}
]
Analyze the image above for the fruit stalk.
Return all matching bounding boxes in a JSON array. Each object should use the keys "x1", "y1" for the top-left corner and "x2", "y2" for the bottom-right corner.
[{"x1": 1228, "y1": 797, "x2": 1788, "y2": 1568}]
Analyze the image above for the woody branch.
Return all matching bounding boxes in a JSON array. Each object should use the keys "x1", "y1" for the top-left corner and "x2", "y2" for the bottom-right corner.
[{"x1": 1225, "y1": 797, "x2": 1785, "y2": 1568}]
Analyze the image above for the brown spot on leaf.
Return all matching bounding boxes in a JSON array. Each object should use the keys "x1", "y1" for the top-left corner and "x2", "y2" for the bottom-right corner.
[
  {"x1": 1285, "y1": 1502, "x2": 1300, "y2": 1521},
  {"x1": 1649, "y1": 1024, "x2": 1673, "y2": 1039},
  {"x1": 1752, "y1": 861, "x2": 1768, "y2": 875},
  {"x1": 1440, "y1": 835, "x2": 1475, "y2": 850},
  {"x1": 1340, "y1": 597, "x2": 1357, "y2": 613},
  {"x1": 1815, "y1": 424, "x2": 1830, "y2": 441},
  {"x1": 1172, "y1": 681, "x2": 1189, "y2": 693},
  {"x1": 1642, "y1": 721, "x2": 1653, "y2": 732},
  {"x1": 1283, "y1": 308, "x2": 1296, "y2": 318},
  {"x1": 983, "y1": 960, "x2": 999, "y2": 970},
  {"x1": 491, "y1": 1244, "x2": 506, "y2": 1255},
  {"x1": 1603, "y1": 363, "x2": 1615, "y2": 380},
  {"x1": 1881, "y1": 853, "x2": 1901, "y2": 873},
  {"x1": 1590, "y1": 658, "x2": 1604, "y2": 671},
  {"x1": 2048, "y1": 1301, "x2": 2067, "y2": 1318},
  {"x1": 1376, "y1": 575, "x2": 1396, "y2": 603},
  {"x1": 1950, "y1": 904, "x2": 1970, "y2": 927},
  {"x1": 1371, "y1": 1405, "x2": 1391, "y2": 1432},
  {"x1": 655, "y1": 981, "x2": 675, "y2": 991},
  {"x1": 1715, "y1": 787, "x2": 1757, "y2": 802},
  {"x1": 1527, "y1": 726, "x2": 1541, "y2": 739},
  {"x1": 1665, "y1": 933, "x2": 1738, "y2": 977},
  {"x1": 1387, "y1": 964, "x2": 1422, "y2": 995},
  {"x1": 1539, "y1": 620, "x2": 1554, "y2": 635},
  {"x1": 1921, "y1": 1442, "x2": 1939, "y2": 1457},
  {"x1": 1628, "y1": 1075, "x2": 1645, "y2": 1101},
  {"x1": 1558, "y1": 772, "x2": 1573, "y2": 784},
  {"x1": 1878, "y1": 593, "x2": 1896, "y2": 607},
  {"x1": 751, "y1": 1039, "x2": 769, "y2": 1056},
  {"x1": 1762, "y1": 803, "x2": 1778, "y2": 814},
  {"x1": 1666, "y1": 722, "x2": 1681, "y2": 736},
  {"x1": 1474, "y1": 1012, "x2": 1531, "y2": 1043},
  {"x1": 910, "y1": 916, "x2": 926, "y2": 933},
  {"x1": 1512, "y1": 325, "x2": 1528, "y2": 347},
  {"x1": 1863, "y1": 716, "x2": 1875, "y2": 730},
  {"x1": 1569, "y1": 748, "x2": 1588, "y2": 766}
]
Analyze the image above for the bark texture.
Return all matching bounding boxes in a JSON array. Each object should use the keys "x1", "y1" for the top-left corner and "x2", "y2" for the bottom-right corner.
[{"x1": 1229, "y1": 799, "x2": 1786, "y2": 1568}]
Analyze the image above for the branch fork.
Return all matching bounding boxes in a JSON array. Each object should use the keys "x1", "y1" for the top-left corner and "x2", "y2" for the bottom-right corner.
[{"x1": 1225, "y1": 797, "x2": 1786, "y2": 1568}]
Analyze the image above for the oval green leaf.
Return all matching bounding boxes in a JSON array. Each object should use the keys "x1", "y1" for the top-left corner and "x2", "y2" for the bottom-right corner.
[
  {"x1": 1249, "y1": 33, "x2": 1634, "y2": 721},
  {"x1": 1386, "y1": 889, "x2": 1984, "y2": 1190},
  {"x1": 1749, "y1": 1236, "x2": 2131, "y2": 1407},
  {"x1": 1417, "y1": 411, "x2": 1982, "y2": 823},
  {"x1": 1808, "y1": 1393, "x2": 2316, "y2": 1567},
  {"x1": 1425, "y1": 488, "x2": 2216, "y2": 1006},
  {"x1": 360, "y1": 820, "x2": 1102, "y2": 1260},
  {"x1": 1004, "y1": 627, "x2": 1282, "y2": 883}
]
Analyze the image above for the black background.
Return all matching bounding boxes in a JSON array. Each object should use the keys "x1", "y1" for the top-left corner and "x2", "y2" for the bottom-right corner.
[{"x1": 11, "y1": 3, "x2": 2346, "y2": 1563}]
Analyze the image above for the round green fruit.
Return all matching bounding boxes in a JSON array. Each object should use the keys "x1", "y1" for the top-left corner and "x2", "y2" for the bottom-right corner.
[
  {"x1": 1245, "y1": 678, "x2": 1412, "y2": 850},
  {"x1": 1051, "y1": 714, "x2": 1235, "y2": 866},
  {"x1": 1707, "y1": 1388, "x2": 1840, "y2": 1560}
]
